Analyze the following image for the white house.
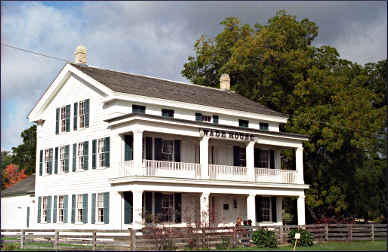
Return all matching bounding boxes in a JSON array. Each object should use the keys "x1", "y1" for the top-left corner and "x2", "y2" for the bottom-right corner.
[{"x1": 25, "y1": 45, "x2": 309, "y2": 230}]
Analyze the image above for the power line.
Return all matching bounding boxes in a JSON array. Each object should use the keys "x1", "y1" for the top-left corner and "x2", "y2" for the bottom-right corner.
[{"x1": 1, "y1": 43, "x2": 70, "y2": 63}]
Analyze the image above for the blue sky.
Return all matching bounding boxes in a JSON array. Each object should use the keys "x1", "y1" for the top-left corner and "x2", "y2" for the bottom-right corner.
[{"x1": 1, "y1": 1, "x2": 387, "y2": 151}]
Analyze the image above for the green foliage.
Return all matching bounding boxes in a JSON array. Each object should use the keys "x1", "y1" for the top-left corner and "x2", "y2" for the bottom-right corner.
[
  {"x1": 182, "y1": 10, "x2": 387, "y2": 223},
  {"x1": 11, "y1": 124, "x2": 37, "y2": 176},
  {"x1": 288, "y1": 228, "x2": 314, "y2": 247},
  {"x1": 2, "y1": 243, "x2": 20, "y2": 251},
  {"x1": 216, "y1": 236, "x2": 232, "y2": 250},
  {"x1": 252, "y1": 229, "x2": 278, "y2": 248}
]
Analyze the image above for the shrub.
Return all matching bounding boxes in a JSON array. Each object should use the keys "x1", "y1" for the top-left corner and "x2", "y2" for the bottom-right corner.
[
  {"x1": 287, "y1": 228, "x2": 313, "y2": 247},
  {"x1": 2, "y1": 243, "x2": 19, "y2": 251},
  {"x1": 252, "y1": 229, "x2": 278, "y2": 248}
]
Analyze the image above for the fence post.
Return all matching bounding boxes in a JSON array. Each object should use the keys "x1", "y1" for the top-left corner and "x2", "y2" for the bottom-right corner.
[
  {"x1": 54, "y1": 231, "x2": 59, "y2": 250},
  {"x1": 20, "y1": 230, "x2": 25, "y2": 249},
  {"x1": 371, "y1": 224, "x2": 375, "y2": 241},
  {"x1": 92, "y1": 231, "x2": 96, "y2": 251},
  {"x1": 348, "y1": 224, "x2": 352, "y2": 241},
  {"x1": 130, "y1": 229, "x2": 137, "y2": 251},
  {"x1": 325, "y1": 224, "x2": 329, "y2": 241},
  {"x1": 279, "y1": 226, "x2": 284, "y2": 244}
]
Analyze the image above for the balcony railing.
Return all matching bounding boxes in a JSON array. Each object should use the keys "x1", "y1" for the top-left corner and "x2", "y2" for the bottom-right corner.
[
  {"x1": 209, "y1": 164, "x2": 248, "y2": 181},
  {"x1": 255, "y1": 168, "x2": 297, "y2": 184},
  {"x1": 143, "y1": 160, "x2": 201, "y2": 179}
]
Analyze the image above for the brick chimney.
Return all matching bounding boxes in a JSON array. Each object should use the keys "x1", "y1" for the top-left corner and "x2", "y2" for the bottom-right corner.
[
  {"x1": 220, "y1": 73, "x2": 230, "y2": 90},
  {"x1": 74, "y1": 45, "x2": 87, "y2": 64}
]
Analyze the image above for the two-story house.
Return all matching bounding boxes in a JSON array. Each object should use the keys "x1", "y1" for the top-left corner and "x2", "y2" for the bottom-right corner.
[{"x1": 27, "y1": 45, "x2": 309, "y2": 230}]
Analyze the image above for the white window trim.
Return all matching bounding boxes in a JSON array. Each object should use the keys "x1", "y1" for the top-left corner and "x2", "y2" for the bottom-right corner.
[
  {"x1": 78, "y1": 142, "x2": 85, "y2": 171},
  {"x1": 57, "y1": 195, "x2": 65, "y2": 224},
  {"x1": 41, "y1": 196, "x2": 48, "y2": 224},
  {"x1": 161, "y1": 140, "x2": 174, "y2": 161},
  {"x1": 44, "y1": 149, "x2": 53, "y2": 175},
  {"x1": 97, "y1": 138, "x2": 106, "y2": 168},
  {"x1": 76, "y1": 194, "x2": 84, "y2": 224},
  {"x1": 257, "y1": 150, "x2": 270, "y2": 169},
  {"x1": 59, "y1": 146, "x2": 65, "y2": 174},
  {"x1": 96, "y1": 193, "x2": 104, "y2": 224},
  {"x1": 261, "y1": 197, "x2": 272, "y2": 222},
  {"x1": 78, "y1": 100, "x2": 87, "y2": 129}
]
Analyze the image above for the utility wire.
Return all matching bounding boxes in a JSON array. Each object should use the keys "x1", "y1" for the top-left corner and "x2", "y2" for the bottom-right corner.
[{"x1": 1, "y1": 43, "x2": 70, "y2": 63}]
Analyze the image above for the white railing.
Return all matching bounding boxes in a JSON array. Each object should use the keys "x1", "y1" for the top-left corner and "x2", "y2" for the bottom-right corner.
[
  {"x1": 209, "y1": 164, "x2": 248, "y2": 181},
  {"x1": 255, "y1": 168, "x2": 297, "y2": 184},
  {"x1": 121, "y1": 160, "x2": 135, "y2": 177},
  {"x1": 143, "y1": 160, "x2": 201, "y2": 179}
]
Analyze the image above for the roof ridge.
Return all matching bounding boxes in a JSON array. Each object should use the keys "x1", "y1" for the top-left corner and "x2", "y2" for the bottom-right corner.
[{"x1": 71, "y1": 63, "x2": 236, "y2": 94}]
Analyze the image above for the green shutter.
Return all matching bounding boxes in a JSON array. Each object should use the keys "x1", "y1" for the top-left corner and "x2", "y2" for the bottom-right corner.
[
  {"x1": 74, "y1": 103, "x2": 78, "y2": 130},
  {"x1": 103, "y1": 192, "x2": 109, "y2": 224},
  {"x1": 124, "y1": 192, "x2": 133, "y2": 224},
  {"x1": 91, "y1": 193, "x2": 96, "y2": 224},
  {"x1": 256, "y1": 196, "x2": 262, "y2": 222},
  {"x1": 26, "y1": 207, "x2": 30, "y2": 228},
  {"x1": 47, "y1": 196, "x2": 52, "y2": 223},
  {"x1": 39, "y1": 150, "x2": 43, "y2": 176},
  {"x1": 48, "y1": 149, "x2": 53, "y2": 174},
  {"x1": 85, "y1": 99, "x2": 89, "y2": 128},
  {"x1": 37, "y1": 197, "x2": 41, "y2": 223},
  {"x1": 54, "y1": 147, "x2": 58, "y2": 174},
  {"x1": 72, "y1": 144, "x2": 77, "y2": 172},
  {"x1": 124, "y1": 135, "x2": 133, "y2": 161},
  {"x1": 271, "y1": 197, "x2": 277, "y2": 222},
  {"x1": 53, "y1": 196, "x2": 57, "y2": 223},
  {"x1": 145, "y1": 192, "x2": 153, "y2": 223},
  {"x1": 104, "y1": 137, "x2": 110, "y2": 167},
  {"x1": 145, "y1": 137, "x2": 153, "y2": 160},
  {"x1": 174, "y1": 140, "x2": 181, "y2": 162},
  {"x1": 195, "y1": 113, "x2": 202, "y2": 121},
  {"x1": 233, "y1": 146, "x2": 240, "y2": 166},
  {"x1": 92, "y1": 140, "x2": 96, "y2": 169},
  {"x1": 83, "y1": 141, "x2": 88, "y2": 170},
  {"x1": 56, "y1": 108, "x2": 59, "y2": 134},
  {"x1": 154, "y1": 138, "x2": 162, "y2": 161},
  {"x1": 71, "y1": 195, "x2": 75, "y2": 224},
  {"x1": 64, "y1": 145, "x2": 70, "y2": 172},
  {"x1": 64, "y1": 195, "x2": 68, "y2": 223},
  {"x1": 270, "y1": 150, "x2": 275, "y2": 169},
  {"x1": 83, "y1": 194, "x2": 88, "y2": 224},
  {"x1": 175, "y1": 193, "x2": 182, "y2": 223},
  {"x1": 65, "y1": 104, "x2": 70, "y2": 132}
]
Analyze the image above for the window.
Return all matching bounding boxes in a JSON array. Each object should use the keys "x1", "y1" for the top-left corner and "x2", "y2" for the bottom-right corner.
[
  {"x1": 76, "y1": 194, "x2": 84, "y2": 223},
  {"x1": 162, "y1": 109, "x2": 174, "y2": 118},
  {"x1": 258, "y1": 150, "x2": 269, "y2": 168},
  {"x1": 239, "y1": 147, "x2": 246, "y2": 167},
  {"x1": 133, "y1": 105, "x2": 146, "y2": 114},
  {"x1": 42, "y1": 196, "x2": 48, "y2": 223},
  {"x1": 59, "y1": 147, "x2": 65, "y2": 173},
  {"x1": 78, "y1": 143, "x2": 85, "y2": 170},
  {"x1": 44, "y1": 149, "x2": 53, "y2": 174},
  {"x1": 213, "y1": 115, "x2": 219, "y2": 124},
  {"x1": 60, "y1": 107, "x2": 66, "y2": 132},
  {"x1": 96, "y1": 193, "x2": 104, "y2": 223},
  {"x1": 160, "y1": 193, "x2": 174, "y2": 222},
  {"x1": 239, "y1": 119, "x2": 249, "y2": 128},
  {"x1": 260, "y1": 123, "x2": 269, "y2": 131},
  {"x1": 261, "y1": 197, "x2": 272, "y2": 222},
  {"x1": 98, "y1": 138, "x2": 105, "y2": 167},
  {"x1": 202, "y1": 115, "x2": 211, "y2": 122},
  {"x1": 58, "y1": 196, "x2": 64, "y2": 223},
  {"x1": 161, "y1": 140, "x2": 174, "y2": 161},
  {"x1": 195, "y1": 112, "x2": 213, "y2": 122},
  {"x1": 79, "y1": 100, "x2": 86, "y2": 129}
]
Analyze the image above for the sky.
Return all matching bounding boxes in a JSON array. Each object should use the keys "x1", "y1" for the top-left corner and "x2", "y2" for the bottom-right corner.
[{"x1": 1, "y1": 1, "x2": 387, "y2": 151}]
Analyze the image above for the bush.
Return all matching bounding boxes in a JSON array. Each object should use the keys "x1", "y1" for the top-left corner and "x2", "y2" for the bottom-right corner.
[
  {"x1": 252, "y1": 229, "x2": 278, "y2": 248},
  {"x1": 2, "y1": 243, "x2": 20, "y2": 251},
  {"x1": 287, "y1": 228, "x2": 313, "y2": 247}
]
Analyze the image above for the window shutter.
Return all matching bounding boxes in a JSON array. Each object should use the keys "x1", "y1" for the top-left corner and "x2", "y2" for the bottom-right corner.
[
  {"x1": 74, "y1": 103, "x2": 78, "y2": 130},
  {"x1": 270, "y1": 150, "x2": 275, "y2": 169},
  {"x1": 48, "y1": 149, "x2": 53, "y2": 174},
  {"x1": 195, "y1": 113, "x2": 202, "y2": 121},
  {"x1": 145, "y1": 192, "x2": 153, "y2": 223},
  {"x1": 92, "y1": 140, "x2": 96, "y2": 169},
  {"x1": 213, "y1": 115, "x2": 219, "y2": 124},
  {"x1": 124, "y1": 135, "x2": 133, "y2": 161},
  {"x1": 174, "y1": 140, "x2": 181, "y2": 162},
  {"x1": 26, "y1": 207, "x2": 30, "y2": 228},
  {"x1": 124, "y1": 192, "x2": 133, "y2": 224},
  {"x1": 145, "y1": 137, "x2": 153, "y2": 160},
  {"x1": 71, "y1": 195, "x2": 75, "y2": 224},
  {"x1": 65, "y1": 104, "x2": 71, "y2": 132},
  {"x1": 155, "y1": 192, "x2": 162, "y2": 218},
  {"x1": 56, "y1": 108, "x2": 59, "y2": 134},
  {"x1": 256, "y1": 196, "x2": 263, "y2": 222},
  {"x1": 47, "y1": 196, "x2": 52, "y2": 223},
  {"x1": 63, "y1": 195, "x2": 68, "y2": 223},
  {"x1": 154, "y1": 138, "x2": 162, "y2": 161},
  {"x1": 83, "y1": 194, "x2": 88, "y2": 224},
  {"x1": 37, "y1": 196, "x2": 41, "y2": 223},
  {"x1": 271, "y1": 197, "x2": 277, "y2": 222},
  {"x1": 53, "y1": 196, "x2": 57, "y2": 223},
  {"x1": 83, "y1": 141, "x2": 89, "y2": 170},
  {"x1": 64, "y1": 145, "x2": 70, "y2": 172},
  {"x1": 54, "y1": 147, "x2": 58, "y2": 174},
  {"x1": 72, "y1": 144, "x2": 77, "y2": 172},
  {"x1": 91, "y1": 193, "x2": 96, "y2": 224},
  {"x1": 85, "y1": 99, "x2": 90, "y2": 128},
  {"x1": 175, "y1": 193, "x2": 182, "y2": 223},
  {"x1": 39, "y1": 150, "x2": 43, "y2": 176},
  {"x1": 254, "y1": 148, "x2": 260, "y2": 168},
  {"x1": 103, "y1": 192, "x2": 109, "y2": 224},
  {"x1": 104, "y1": 137, "x2": 110, "y2": 167},
  {"x1": 233, "y1": 146, "x2": 240, "y2": 166}
]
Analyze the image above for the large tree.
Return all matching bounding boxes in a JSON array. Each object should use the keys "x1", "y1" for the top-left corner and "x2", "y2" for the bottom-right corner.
[{"x1": 182, "y1": 11, "x2": 386, "y2": 223}]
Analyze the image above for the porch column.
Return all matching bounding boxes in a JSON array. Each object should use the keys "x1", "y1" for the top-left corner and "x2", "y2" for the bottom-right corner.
[
  {"x1": 133, "y1": 130, "x2": 144, "y2": 175},
  {"x1": 246, "y1": 141, "x2": 255, "y2": 182},
  {"x1": 110, "y1": 191, "x2": 122, "y2": 228},
  {"x1": 200, "y1": 192, "x2": 210, "y2": 227},
  {"x1": 200, "y1": 136, "x2": 209, "y2": 179},
  {"x1": 110, "y1": 134, "x2": 123, "y2": 178},
  {"x1": 276, "y1": 197, "x2": 283, "y2": 224},
  {"x1": 132, "y1": 189, "x2": 143, "y2": 229},
  {"x1": 295, "y1": 147, "x2": 304, "y2": 184},
  {"x1": 297, "y1": 195, "x2": 306, "y2": 225},
  {"x1": 247, "y1": 194, "x2": 256, "y2": 224}
]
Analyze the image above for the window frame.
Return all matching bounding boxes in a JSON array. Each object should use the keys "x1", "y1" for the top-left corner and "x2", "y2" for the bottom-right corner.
[
  {"x1": 41, "y1": 196, "x2": 48, "y2": 223},
  {"x1": 60, "y1": 106, "x2": 67, "y2": 132},
  {"x1": 161, "y1": 140, "x2": 174, "y2": 161},
  {"x1": 261, "y1": 197, "x2": 272, "y2": 222},
  {"x1": 159, "y1": 193, "x2": 175, "y2": 223},
  {"x1": 239, "y1": 119, "x2": 249, "y2": 128},
  {"x1": 59, "y1": 146, "x2": 65, "y2": 173},
  {"x1": 44, "y1": 149, "x2": 53, "y2": 174},
  {"x1": 132, "y1": 105, "x2": 146, "y2": 114},
  {"x1": 76, "y1": 194, "x2": 84, "y2": 223},
  {"x1": 78, "y1": 142, "x2": 85, "y2": 170},
  {"x1": 96, "y1": 193, "x2": 104, "y2": 224},
  {"x1": 161, "y1": 109, "x2": 174, "y2": 118},
  {"x1": 78, "y1": 100, "x2": 86, "y2": 129},
  {"x1": 259, "y1": 122, "x2": 269, "y2": 131},
  {"x1": 58, "y1": 195, "x2": 64, "y2": 223},
  {"x1": 258, "y1": 150, "x2": 270, "y2": 168},
  {"x1": 97, "y1": 138, "x2": 106, "y2": 168}
]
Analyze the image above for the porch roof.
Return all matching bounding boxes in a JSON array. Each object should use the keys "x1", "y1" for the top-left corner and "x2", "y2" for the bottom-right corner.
[{"x1": 104, "y1": 113, "x2": 309, "y2": 140}]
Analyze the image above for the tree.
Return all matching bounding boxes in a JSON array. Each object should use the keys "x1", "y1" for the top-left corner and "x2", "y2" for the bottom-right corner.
[
  {"x1": 11, "y1": 124, "x2": 36, "y2": 175},
  {"x1": 2, "y1": 163, "x2": 28, "y2": 189},
  {"x1": 182, "y1": 11, "x2": 386, "y2": 223}
]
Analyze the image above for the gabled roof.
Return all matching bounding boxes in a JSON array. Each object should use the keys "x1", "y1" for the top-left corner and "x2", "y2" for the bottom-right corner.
[
  {"x1": 1, "y1": 175, "x2": 35, "y2": 197},
  {"x1": 71, "y1": 64, "x2": 287, "y2": 118}
]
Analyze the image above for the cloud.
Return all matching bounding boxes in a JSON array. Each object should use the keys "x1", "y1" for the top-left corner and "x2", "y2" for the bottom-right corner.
[{"x1": 1, "y1": 1, "x2": 386, "y2": 150}]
